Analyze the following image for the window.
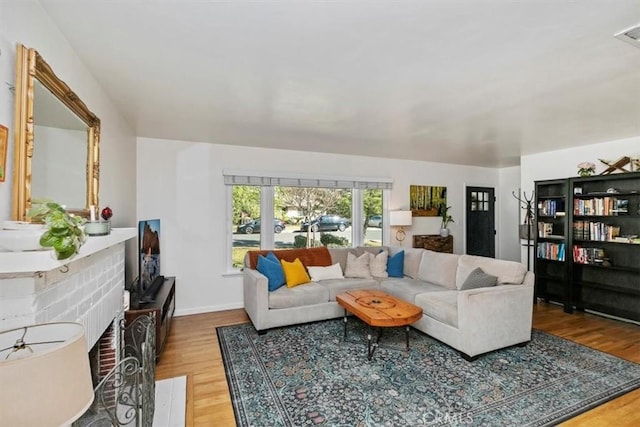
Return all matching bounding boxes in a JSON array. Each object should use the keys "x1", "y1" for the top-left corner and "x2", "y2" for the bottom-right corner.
[
  {"x1": 363, "y1": 188, "x2": 383, "y2": 247},
  {"x1": 225, "y1": 172, "x2": 391, "y2": 272},
  {"x1": 471, "y1": 191, "x2": 489, "y2": 211},
  {"x1": 231, "y1": 186, "x2": 261, "y2": 268},
  {"x1": 275, "y1": 186, "x2": 353, "y2": 249}
]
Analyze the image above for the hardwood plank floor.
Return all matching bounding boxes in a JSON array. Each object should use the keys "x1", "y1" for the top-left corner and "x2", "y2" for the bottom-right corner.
[{"x1": 155, "y1": 302, "x2": 640, "y2": 426}]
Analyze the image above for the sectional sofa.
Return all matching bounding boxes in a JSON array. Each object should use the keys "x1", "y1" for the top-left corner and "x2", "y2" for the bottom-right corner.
[{"x1": 243, "y1": 246, "x2": 534, "y2": 360}]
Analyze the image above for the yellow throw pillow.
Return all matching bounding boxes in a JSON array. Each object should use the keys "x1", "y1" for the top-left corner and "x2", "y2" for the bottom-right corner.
[{"x1": 281, "y1": 258, "x2": 311, "y2": 288}]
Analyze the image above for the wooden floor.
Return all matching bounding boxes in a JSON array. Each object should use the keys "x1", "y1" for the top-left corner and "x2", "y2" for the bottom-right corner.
[{"x1": 155, "y1": 302, "x2": 640, "y2": 426}]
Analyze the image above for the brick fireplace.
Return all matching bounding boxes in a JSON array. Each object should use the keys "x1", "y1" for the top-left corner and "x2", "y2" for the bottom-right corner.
[{"x1": 0, "y1": 229, "x2": 136, "y2": 379}]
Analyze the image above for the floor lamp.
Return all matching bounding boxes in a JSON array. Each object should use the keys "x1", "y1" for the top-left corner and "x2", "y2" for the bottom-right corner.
[
  {"x1": 390, "y1": 210, "x2": 413, "y2": 245},
  {"x1": 0, "y1": 322, "x2": 94, "y2": 426}
]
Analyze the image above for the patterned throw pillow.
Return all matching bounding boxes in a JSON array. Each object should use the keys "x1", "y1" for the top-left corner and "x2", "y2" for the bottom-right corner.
[
  {"x1": 459, "y1": 267, "x2": 498, "y2": 290},
  {"x1": 387, "y1": 250, "x2": 404, "y2": 278},
  {"x1": 257, "y1": 253, "x2": 285, "y2": 292},
  {"x1": 344, "y1": 252, "x2": 372, "y2": 279},
  {"x1": 280, "y1": 258, "x2": 311, "y2": 288},
  {"x1": 370, "y1": 251, "x2": 389, "y2": 278}
]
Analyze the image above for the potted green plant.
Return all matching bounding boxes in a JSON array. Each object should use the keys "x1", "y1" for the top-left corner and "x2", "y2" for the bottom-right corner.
[
  {"x1": 28, "y1": 200, "x2": 86, "y2": 260},
  {"x1": 440, "y1": 205, "x2": 454, "y2": 237}
]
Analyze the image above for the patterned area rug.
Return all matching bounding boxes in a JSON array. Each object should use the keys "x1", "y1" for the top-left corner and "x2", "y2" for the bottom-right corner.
[{"x1": 218, "y1": 319, "x2": 640, "y2": 426}]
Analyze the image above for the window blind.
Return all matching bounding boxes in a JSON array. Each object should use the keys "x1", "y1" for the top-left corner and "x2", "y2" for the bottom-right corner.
[{"x1": 223, "y1": 171, "x2": 392, "y2": 190}]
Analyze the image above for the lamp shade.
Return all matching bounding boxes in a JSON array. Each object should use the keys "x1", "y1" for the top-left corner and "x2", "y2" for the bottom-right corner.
[
  {"x1": 0, "y1": 322, "x2": 94, "y2": 426},
  {"x1": 389, "y1": 210, "x2": 412, "y2": 227}
]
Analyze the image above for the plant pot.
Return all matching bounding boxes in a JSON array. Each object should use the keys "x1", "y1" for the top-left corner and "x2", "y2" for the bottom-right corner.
[{"x1": 439, "y1": 228, "x2": 449, "y2": 237}]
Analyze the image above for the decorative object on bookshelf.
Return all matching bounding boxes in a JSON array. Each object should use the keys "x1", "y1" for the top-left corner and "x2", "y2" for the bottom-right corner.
[
  {"x1": 577, "y1": 161, "x2": 596, "y2": 177},
  {"x1": 598, "y1": 156, "x2": 635, "y2": 175}
]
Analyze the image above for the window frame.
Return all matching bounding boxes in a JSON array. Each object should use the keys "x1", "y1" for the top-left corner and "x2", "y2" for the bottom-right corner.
[{"x1": 224, "y1": 171, "x2": 391, "y2": 274}]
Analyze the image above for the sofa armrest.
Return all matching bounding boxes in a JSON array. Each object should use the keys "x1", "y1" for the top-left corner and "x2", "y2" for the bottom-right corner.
[
  {"x1": 523, "y1": 271, "x2": 534, "y2": 287},
  {"x1": 243, "y1": 268, "x2": 270, "y2": 331},
  {"x1": 456, "y1": 283, "x2": 534, "y2": 356}
]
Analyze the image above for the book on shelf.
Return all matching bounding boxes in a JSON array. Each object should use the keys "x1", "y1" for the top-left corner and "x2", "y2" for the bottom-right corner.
[
  {"x1": 538, "y1": 222, "x2": 554, "y2": 237},
  {"x1": 538, "y1": 199, "x2": 565, "y2": 216},
  {"x1": 572, "y1": 245, "x2": 605, "y2": 265},
  {"x1": 572, "y1": 220, "x2": 620, "y2": 241},
  {"x1": 573, "y1": 196, "x2": 628, "y2": 216},
  {"x1": 536, "y1": 242, "x2": 565, "y2": 261}
]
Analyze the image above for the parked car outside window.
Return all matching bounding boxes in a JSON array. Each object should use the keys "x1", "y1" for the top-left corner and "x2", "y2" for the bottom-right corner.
[
  {"x1": 367, "y1": 215, "x2": 383, "y2": 227},
  {"x1": 237, "y1": 219, "x2": 285, "y2": 234},
  {"x1": 300, "y1": 215, "x2": 351, "y2": 232}
]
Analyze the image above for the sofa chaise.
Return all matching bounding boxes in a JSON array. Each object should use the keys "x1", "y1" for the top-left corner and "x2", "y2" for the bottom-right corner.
[{"x1": 243, "y1": 246, "x2": 534, "y2": 360}]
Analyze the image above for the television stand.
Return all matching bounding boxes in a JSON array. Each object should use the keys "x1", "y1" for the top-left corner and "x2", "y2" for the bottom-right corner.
[{"x1": 126, "y1": 276, "x2": 175, "y2": 360}]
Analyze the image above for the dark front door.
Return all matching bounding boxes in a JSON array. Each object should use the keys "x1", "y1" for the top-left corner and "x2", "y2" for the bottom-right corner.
[{"x1": 466, "y1": 186, "x2": 495, "y2": 257}]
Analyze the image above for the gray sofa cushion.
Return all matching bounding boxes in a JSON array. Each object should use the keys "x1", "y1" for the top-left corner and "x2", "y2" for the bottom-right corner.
[
  {"x1": 459, "y1": 267, "x2": 497, "y2": 290},
  {"x1": 415, "y1": 291, "x2": 459, "y2": 327},
  {"x1": 456, "y1": 255, "x2": 527, "y2": 288},
  {"x1": 417, "y1": 251, "x2": 460, "y2": 290},
  {"x1": 268, "y1": 282, "x2": 330, "y2": 309},
  {"x1": 380, "y1": 278, "x2": 448, "y2": 303},
  {"x1": 317, "y1": 278, "x2": 380, "y2": 301}
]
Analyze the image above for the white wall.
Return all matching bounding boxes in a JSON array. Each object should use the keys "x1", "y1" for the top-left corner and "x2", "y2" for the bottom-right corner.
[
  {"x1": 497, "y1": 166, "x2": 522, "y2": 262},
  {"x1": 520, "y1": 135, "x2": 640, "y2": 264},
  {"x1": 0, "y1": 1, "x2": 138, "y2": 283},
  {"x1": 137, "y1": 137, "x2": 502, "y2": 315}
]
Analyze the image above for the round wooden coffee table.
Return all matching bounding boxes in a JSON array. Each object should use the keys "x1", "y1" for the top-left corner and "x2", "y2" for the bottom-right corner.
[{"x1": 336, "y1": 289, "x2": 423, "y2": 360}]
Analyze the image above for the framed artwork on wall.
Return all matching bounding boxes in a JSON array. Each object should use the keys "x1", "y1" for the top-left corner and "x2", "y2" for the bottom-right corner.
[
  {"x1": 410, "y1": 185, "x2": 447, "y2": 217},
  {"x1": 0, "y1": 124, "x2": 8, "y2": 182}
]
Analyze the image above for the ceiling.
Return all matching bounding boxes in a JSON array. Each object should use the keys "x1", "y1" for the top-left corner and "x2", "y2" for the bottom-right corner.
[{"x1": 38, "y1": 0, "x2": 640, "y2": 167}]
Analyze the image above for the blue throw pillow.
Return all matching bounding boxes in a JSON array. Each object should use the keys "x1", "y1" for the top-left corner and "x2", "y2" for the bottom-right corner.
[
  {"x1": 387, "y1": 250, "x2": 404, "y2": 278},
  {"x1": 257, "y1": 254, "x2": 285, "y2": 291},
  {"x1": 266, "y1": 251, "x2": 280, "y2": 264}
]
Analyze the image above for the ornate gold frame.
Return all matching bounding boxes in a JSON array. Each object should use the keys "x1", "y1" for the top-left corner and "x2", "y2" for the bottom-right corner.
[{"x1": 12, "y1": 44, "x2": 100, "y2": 220}]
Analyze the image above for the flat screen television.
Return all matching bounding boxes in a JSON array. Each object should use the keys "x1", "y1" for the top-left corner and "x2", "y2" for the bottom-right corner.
[{"x1": 137, "y1": 219, "x2": 163, "y2": 303}]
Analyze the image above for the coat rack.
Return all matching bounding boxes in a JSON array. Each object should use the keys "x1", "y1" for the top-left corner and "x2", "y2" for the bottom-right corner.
[{"x1": 512, "y1": 190, "x2": 535, "y2": 271}]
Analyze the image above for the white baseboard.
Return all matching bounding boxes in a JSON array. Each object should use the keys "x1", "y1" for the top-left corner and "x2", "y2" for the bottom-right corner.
[{"x1": 174, "y1": 302, "x2": 244, "y2": 317}]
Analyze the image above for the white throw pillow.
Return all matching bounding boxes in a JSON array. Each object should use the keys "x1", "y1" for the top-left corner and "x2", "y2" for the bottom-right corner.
[
  {"x1": 307, "y1": 263, "x2": 344, "y2": 281},
  {"x1": 369, "y1": 251, "x2": 389, "y2": 278},
  {"x1": 344, "y1": 252, "x2": 372, "y2": 278}
]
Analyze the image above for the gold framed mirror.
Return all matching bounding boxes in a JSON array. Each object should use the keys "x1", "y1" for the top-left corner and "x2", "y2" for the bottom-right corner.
[{"x1": 12, "y1": 44, "x2": 100, "y2": 221}]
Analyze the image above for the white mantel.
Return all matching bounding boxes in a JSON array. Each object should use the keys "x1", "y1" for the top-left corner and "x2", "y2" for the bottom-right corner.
[
  {"x1": 0, "y1": 228, "x2": 136, "y2": 348},
  {"x1": 0, "y1": 228, "x2": 136, "y2": 274}
]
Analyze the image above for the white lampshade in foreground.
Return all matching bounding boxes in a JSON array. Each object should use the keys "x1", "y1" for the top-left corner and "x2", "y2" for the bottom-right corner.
[{"x1": 0, "y1": 322, "x2": 94, "y2": 426}]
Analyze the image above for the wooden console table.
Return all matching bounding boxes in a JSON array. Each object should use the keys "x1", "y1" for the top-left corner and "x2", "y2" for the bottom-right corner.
[
  {"x1": 126, "y1": 276, "x2": 176, "y2": 360},
  {"x1": 413, "y1": 234, "x2": 453, "y2": 253}
]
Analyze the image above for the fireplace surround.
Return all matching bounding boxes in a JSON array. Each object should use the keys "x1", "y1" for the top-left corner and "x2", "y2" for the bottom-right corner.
[{"x1": 0, "y1": 228, "x2": 136, "y2": 374}]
